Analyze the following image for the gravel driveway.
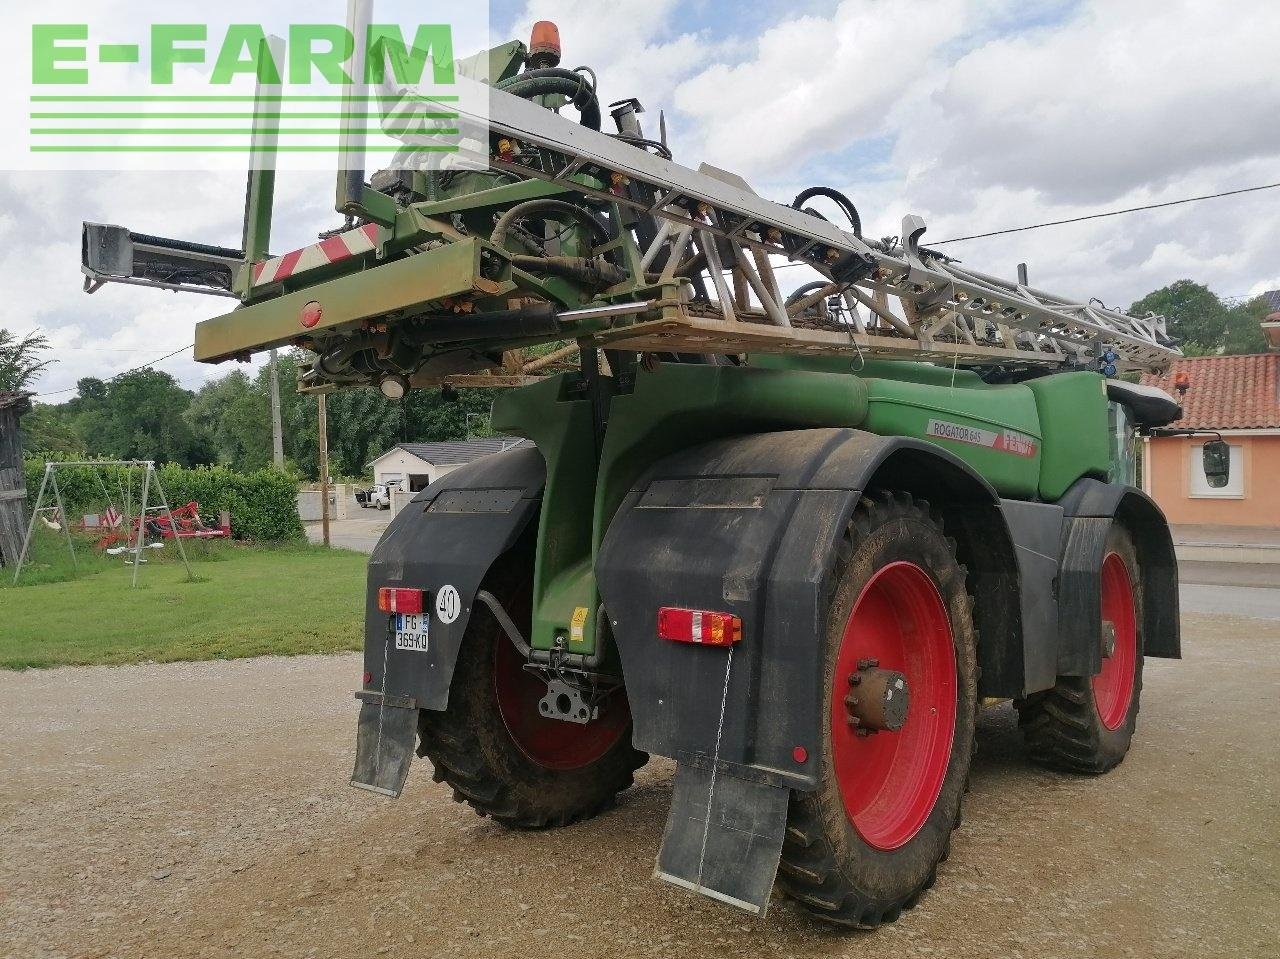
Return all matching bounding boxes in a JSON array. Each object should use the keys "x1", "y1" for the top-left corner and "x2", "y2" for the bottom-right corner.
[{"x1": 2, "y1": 611, "x2": 1277, "y2": 959}]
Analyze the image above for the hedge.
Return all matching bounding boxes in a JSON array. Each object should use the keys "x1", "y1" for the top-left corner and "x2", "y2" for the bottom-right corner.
[{"x1": 22, "y1": 459, "x2": 303, "y2": 543}]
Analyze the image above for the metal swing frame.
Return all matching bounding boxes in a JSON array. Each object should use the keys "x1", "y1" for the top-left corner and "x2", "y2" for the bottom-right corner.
[{"x1": 12, "y1": 460, "x2": 194, "y2": 587}]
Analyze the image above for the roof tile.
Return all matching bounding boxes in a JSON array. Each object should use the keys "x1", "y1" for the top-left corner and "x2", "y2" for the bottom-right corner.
[
  {"x1": 1140, "y1": 354, "x2": 1280, "y2": 430},
  {"x1": 392, "y1": 436, "x2": 531, "y2": 466}
]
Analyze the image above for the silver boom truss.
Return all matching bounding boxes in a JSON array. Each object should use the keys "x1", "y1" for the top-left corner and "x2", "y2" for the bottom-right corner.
[{"x1": 448, "y1": 86, "x2": 1179, "y2": 374}]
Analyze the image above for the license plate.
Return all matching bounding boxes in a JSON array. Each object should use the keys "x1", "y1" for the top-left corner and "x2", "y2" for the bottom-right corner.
[{"x1": 394, "y1": 613, "x2": 429, "y2": 652}]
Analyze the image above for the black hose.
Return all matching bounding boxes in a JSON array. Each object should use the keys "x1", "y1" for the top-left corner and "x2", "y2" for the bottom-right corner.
[
  {"x1": 510, "y1": 255, "x2": 628, "y2": 289},
  {"x1": 791, "y1": 186, "x2": 862, "y2": 238},
  {"x1": 613, "y1": 133, "x2": 673, "y2": 161},
  {"x1": 785, "y1": 281, "x2": 834, "y2": 307},
  {"x1": 497, "y1": 68, "x2": 602, "y2": 130},
  {"x1": 490, "y1": 199, "x2": 617, "y2": 260}
]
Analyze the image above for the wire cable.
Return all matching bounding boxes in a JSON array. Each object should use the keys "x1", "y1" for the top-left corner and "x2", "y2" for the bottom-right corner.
[
  {"x1": 930, "y1": 181, "x2": 1280, "y2": 245},
  {"x1": 35, "y1": 343, "x2": 194, "y2": 398}
]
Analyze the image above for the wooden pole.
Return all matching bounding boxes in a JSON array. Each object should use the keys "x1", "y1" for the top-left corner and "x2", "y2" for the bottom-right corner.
[
  {"x1": 318, "y1": 392, "x2": 331, "y2": 548},
  {"x1": 269, "y1": 350, "x2": 285, "y2": 469}
]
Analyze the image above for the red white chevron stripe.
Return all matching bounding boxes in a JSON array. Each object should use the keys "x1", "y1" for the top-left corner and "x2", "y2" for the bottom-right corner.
[{"x1": 252, "y1": 224, "x2": 380, "y2": 286}]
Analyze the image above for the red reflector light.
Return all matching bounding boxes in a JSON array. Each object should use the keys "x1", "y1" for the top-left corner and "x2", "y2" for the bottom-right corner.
[
  {"x1": 657, "y1": 607, "x2": 742, "y2": 647},
  {"x1": 362, "y1": 671, "x2": 372, "y2": 685},
  {"x1": 378, "y1": 587, "x2": 424, "y2": 614}
]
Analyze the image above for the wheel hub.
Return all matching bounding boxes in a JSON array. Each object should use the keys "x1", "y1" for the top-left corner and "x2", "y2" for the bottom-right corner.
[
  {"x1": 1092, "y1": 552, "x2": 1138, "y2": 730},
  {"x1": 830, "y1": 561, "x2": 958, "y2": 851},
  {"x1": 1101, "y1": 620, "x2": 1117, "y2": 659},
  {"x1": 844, "y1": 659, "x2": 910, "y2": 736}
]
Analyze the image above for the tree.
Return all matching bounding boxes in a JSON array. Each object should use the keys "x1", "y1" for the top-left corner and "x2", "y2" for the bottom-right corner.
[
  {"x1": 20, "y1": 404, "x2": 84, "y2": 455},
  {"x1": 1130, "y1": 280, "x2": 1267, "y2": 355},
  {"x1": 185, "y1": 370, "x2": 273, "y2": 472},
  {"x1": 270, "y1": 350, "x2": 500, "y2": 479},
  {"x1": 70, "y1": 369, "x2": 211, "y2": 466},
  {"x1": 1226, "y1": 295, "x2": 1272, "y2": 355},
  {"x1": 0, "y1": 329, "x2": 54, "y2": 392}
]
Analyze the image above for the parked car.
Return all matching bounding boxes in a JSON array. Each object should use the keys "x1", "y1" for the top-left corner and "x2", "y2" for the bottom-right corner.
[
  {"x1": 366, "y1": 481, "x2": 400, "y2": 510},
  {"x1": 355, "y1": 488, "x2": 371, "y2": 508}
]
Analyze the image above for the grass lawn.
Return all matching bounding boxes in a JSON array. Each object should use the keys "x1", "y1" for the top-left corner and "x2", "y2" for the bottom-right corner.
[{"x1": 0, "y1": 544, "x2": 368, "y2": 669}]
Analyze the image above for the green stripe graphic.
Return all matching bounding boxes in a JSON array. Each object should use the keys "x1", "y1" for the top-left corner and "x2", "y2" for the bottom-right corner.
[
  {"x1": 32, "y1": 129, "x2": 461, "y2": 136},
  {"x1": 31, "y1": 145, "x2": 460, "y2": 153},
  {"x1": 31, "y1": 95, "x2": 463, "y2": 103},
  {"x1": 31, "y1": 113, "x2": 459, "y2": 121}
]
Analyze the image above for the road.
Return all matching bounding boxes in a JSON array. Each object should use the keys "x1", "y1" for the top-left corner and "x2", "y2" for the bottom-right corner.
[
  {"x1": 2, "y1": 600, "x2": 1278, "y2": 959},
  {"x1": 305, "y1": 513, "x2": 388, "y2": 554}
]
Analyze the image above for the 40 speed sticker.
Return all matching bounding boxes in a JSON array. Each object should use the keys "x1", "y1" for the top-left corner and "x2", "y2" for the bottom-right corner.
[
  {"x1": 435, "y1": 585, "x2": 461, "y2": 625},
  {"x1": 926, "y1": 419, "x2": 1039, "y2": 458}
]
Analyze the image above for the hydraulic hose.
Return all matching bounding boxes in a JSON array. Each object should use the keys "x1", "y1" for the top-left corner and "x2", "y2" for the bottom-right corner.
[
  {"x1": 786, "y1": 280, "x2": 835, "y2": 308},
  {"x1": 791, "y1": 186, "x2": 863, "y2": 238},
  {"x1": 509, "y1": 255, "x2": 628, "y2": 289},
  {"x1": 490, "y1": 199, "x2": 619, "y2": 262},
  {"x1": 497, "y1": 68, "x2": 602, "y2": 130}
]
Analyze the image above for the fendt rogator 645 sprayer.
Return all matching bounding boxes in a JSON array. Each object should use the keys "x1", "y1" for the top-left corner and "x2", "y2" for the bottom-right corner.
[{"x1": 82, "y1": 19, "x2": 1221, "y2": 927}]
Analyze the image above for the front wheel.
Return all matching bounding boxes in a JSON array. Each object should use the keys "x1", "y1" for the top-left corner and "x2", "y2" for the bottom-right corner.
[
  {"x1": 779, "y1": 491, "x2": 978, "y2": 928},
  {"x1": 1017, "y1": 523, "x2": 1143, "y2": 773}
]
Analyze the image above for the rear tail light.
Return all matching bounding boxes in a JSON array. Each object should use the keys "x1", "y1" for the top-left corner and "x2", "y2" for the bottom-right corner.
[
  {"x1": 378, "y1": 587, "x2": 424, "y2": 614},
  {"x1": 657, "y1": 607, "x2": 742, "y2": 647}
]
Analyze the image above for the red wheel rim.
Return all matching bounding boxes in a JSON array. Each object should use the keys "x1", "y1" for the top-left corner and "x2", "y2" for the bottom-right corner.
[
  {"x1": 493, "y1": 632, "x2": 629, "y2": 770},
  {"x1": 830, "y1": 562, "x2": 957, "y2": 851},
  {"x1": 1093, "y1": 551, "x2": 1137, "y2": 730}
]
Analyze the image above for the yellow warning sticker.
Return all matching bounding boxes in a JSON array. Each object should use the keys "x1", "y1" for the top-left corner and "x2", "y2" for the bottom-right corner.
[{"x1": 570, "y1": 606, "x2": 589, "y2": 644}]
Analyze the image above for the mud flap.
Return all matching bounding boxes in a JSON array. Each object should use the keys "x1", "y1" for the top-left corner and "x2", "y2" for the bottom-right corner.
[
  {"x1": 350, "y1": 696, "x2": 418, "y2": 798},
  {"x1": 655, "y1": 761, "x2": 790, "y2": 916}
]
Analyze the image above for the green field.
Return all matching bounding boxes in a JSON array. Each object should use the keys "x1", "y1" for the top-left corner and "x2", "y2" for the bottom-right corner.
[{"x1": 0, "y1": 544, "x2": 368, "y2": 669}]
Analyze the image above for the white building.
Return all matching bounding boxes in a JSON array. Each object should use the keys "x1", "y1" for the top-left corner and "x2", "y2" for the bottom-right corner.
[{"x1": 366, "y1": 437, "x2": 531, "y2": 493}]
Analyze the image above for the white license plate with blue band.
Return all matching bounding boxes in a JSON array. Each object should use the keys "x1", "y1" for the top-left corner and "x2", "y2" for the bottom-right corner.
[{"x1": 395, "y1": 613, "x2": 429, "y2": 652}]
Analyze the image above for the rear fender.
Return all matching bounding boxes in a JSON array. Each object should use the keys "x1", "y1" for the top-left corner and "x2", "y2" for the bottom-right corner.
[
  {"x1": 362, "y1": 445, "x2": 545, "y2": 711},
  {"x1": 596, "y1": 428, "x2": 1005, "y2": 792}
]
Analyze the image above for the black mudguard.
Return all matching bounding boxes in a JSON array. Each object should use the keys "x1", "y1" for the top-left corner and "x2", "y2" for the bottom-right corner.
[
  {"x1": 1055, "y1": 478, "x2": 1181, "y2": 674},
  {"x1": 351, "y1": 445, "x2": 545, "y2": 797},
  {"x1": 595, "y1": 428, "x2": 1006, "y2": 914}
]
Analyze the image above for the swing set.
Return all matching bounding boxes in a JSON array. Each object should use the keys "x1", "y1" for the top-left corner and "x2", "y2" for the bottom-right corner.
[{"x1": 12, "y1": 461, "x2": 195, "y2": 587}]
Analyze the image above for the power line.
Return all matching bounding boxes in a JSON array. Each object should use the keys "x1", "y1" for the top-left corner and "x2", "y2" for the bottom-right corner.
[
  {"x1": 44, "y1": 344, "x2": 193, "y2": 354},
  {"x1": 35, "y1": 343, "x2": 194, "y2": 399},
  {"x1": 930, "y1": 181, "x2": 1280, "y2": 245},
  {"x1": 761, "y1": 180, "x2": 1280, "y2": 276}
]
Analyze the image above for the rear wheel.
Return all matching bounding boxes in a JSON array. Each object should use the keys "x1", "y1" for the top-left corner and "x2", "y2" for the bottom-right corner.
[
  {"x1": 418, "y1": 551, "x2": 646, "y2": 828},
  {"x1": 1017, "y1": 524, "x2": 1143, "y2": 774},
  {"x1": 779, "y1": 492, "x2": 978, "y2": 928}
]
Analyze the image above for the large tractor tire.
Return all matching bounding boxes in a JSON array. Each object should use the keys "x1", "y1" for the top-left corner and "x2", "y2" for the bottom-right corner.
[
  {"x1": 779, "y1": 491, "x2": 978, "y2": 928},
  {"x1": 1018, "y1": 523, "x2": 1143, "y2": 774},
  {"x1": 418, "y1": 551, "x2": 647, "y2": 828}
]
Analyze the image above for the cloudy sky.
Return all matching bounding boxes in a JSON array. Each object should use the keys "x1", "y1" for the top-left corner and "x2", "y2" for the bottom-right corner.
[{"x1": 8, "y1": 0, "x2": 1279, "y2": 398}]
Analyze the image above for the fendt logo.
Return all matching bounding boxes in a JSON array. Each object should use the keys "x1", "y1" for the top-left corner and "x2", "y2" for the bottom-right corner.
[{"x1": 31, "y1": 24, "x2": 456, "y2": 87}]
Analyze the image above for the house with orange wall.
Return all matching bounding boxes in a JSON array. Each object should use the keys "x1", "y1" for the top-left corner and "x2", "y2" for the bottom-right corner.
[{"x1": 1139, "y1": 354, "x2": 1280, "y2": 528}]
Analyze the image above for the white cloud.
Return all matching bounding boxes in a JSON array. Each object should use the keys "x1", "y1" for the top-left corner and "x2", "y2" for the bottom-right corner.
[
  {"x1": 921, "y1": 0, "x2": 1280, "y2": 204},
  {"x1": 674, "y1": 0, "x2": 969, "y2": 178}
]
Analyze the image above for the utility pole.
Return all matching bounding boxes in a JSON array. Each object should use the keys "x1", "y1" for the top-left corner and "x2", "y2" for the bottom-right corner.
[
  {"x1": 269, "y1": 350, "x2": 284, "y2": 469},
  {"x1": 318, "y1": 393, "x2": 331, "y2": 548}
]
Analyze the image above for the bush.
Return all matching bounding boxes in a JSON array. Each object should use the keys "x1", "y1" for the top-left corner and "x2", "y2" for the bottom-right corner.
[{"x1": 22, "y1": 458, "x2": 303, "y2": 543}]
